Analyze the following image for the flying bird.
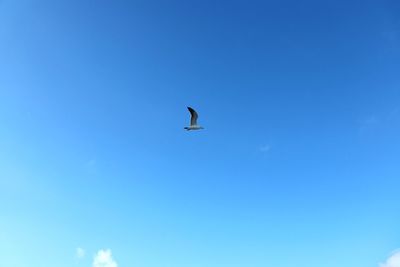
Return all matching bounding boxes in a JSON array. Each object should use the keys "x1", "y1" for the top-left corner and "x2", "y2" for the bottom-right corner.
[{"x1": 184, "y1": 107, "x2": 204, "y2": 131}]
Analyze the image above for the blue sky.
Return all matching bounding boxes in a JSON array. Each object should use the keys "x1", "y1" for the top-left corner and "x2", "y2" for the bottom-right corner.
[{"x1": 1, "y1": 0, "x2": 400, "y2": 266}]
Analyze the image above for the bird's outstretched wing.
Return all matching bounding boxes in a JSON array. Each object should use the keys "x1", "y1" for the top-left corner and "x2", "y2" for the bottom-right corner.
[{"x1": 187, "y1": 107, "x2": 198, "y2": 126}]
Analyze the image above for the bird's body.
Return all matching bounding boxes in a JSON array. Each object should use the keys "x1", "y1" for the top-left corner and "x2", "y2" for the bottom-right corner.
[
  {"x1": 184, "y1": 125, "x2": 203, "y2": 131},
  {"x1": 185, "y1": 107, "x2": 204, "y2": 131}
]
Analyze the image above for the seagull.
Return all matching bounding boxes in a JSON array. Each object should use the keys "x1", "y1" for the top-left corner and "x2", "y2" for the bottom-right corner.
[{"x1": 184, "y1": 107, "x2": 204, "y2": 131}]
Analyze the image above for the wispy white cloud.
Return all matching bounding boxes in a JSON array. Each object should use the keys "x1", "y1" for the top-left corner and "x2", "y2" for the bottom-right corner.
[
  {"x1": 76, "y1": 247, "x2": 85, "y2": 259},
  {"x1": 359, "y1": 108, "x2": 400, "y2": 133},
  {"x1": 259, "y1": 144, "x2": 271, "y2": 152},
  {"x1": 93, "y1": 249, "x2": 118, "y2": 267},
  {"x1": 382, "y1": 19, "x2": 400, "y2": 43},
  {"x1": 358, "y1": 115, "x2": 380, "y2": 133},
  {"x1": 363, "y1": 116, "x2": 379, "y2": 125},
  {"x1": 380, "y1": 250, "x2": 400, "y2": 267}
]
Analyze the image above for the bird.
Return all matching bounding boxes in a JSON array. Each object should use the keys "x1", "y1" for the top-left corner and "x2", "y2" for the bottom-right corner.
[{"x1": 184, "y1": 107, "x2": 204, "y2": 131}]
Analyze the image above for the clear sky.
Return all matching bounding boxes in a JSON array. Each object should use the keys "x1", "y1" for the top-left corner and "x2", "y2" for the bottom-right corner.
[{"x1": 1, "y1": 0, "x2": 400, "y2": 267}]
